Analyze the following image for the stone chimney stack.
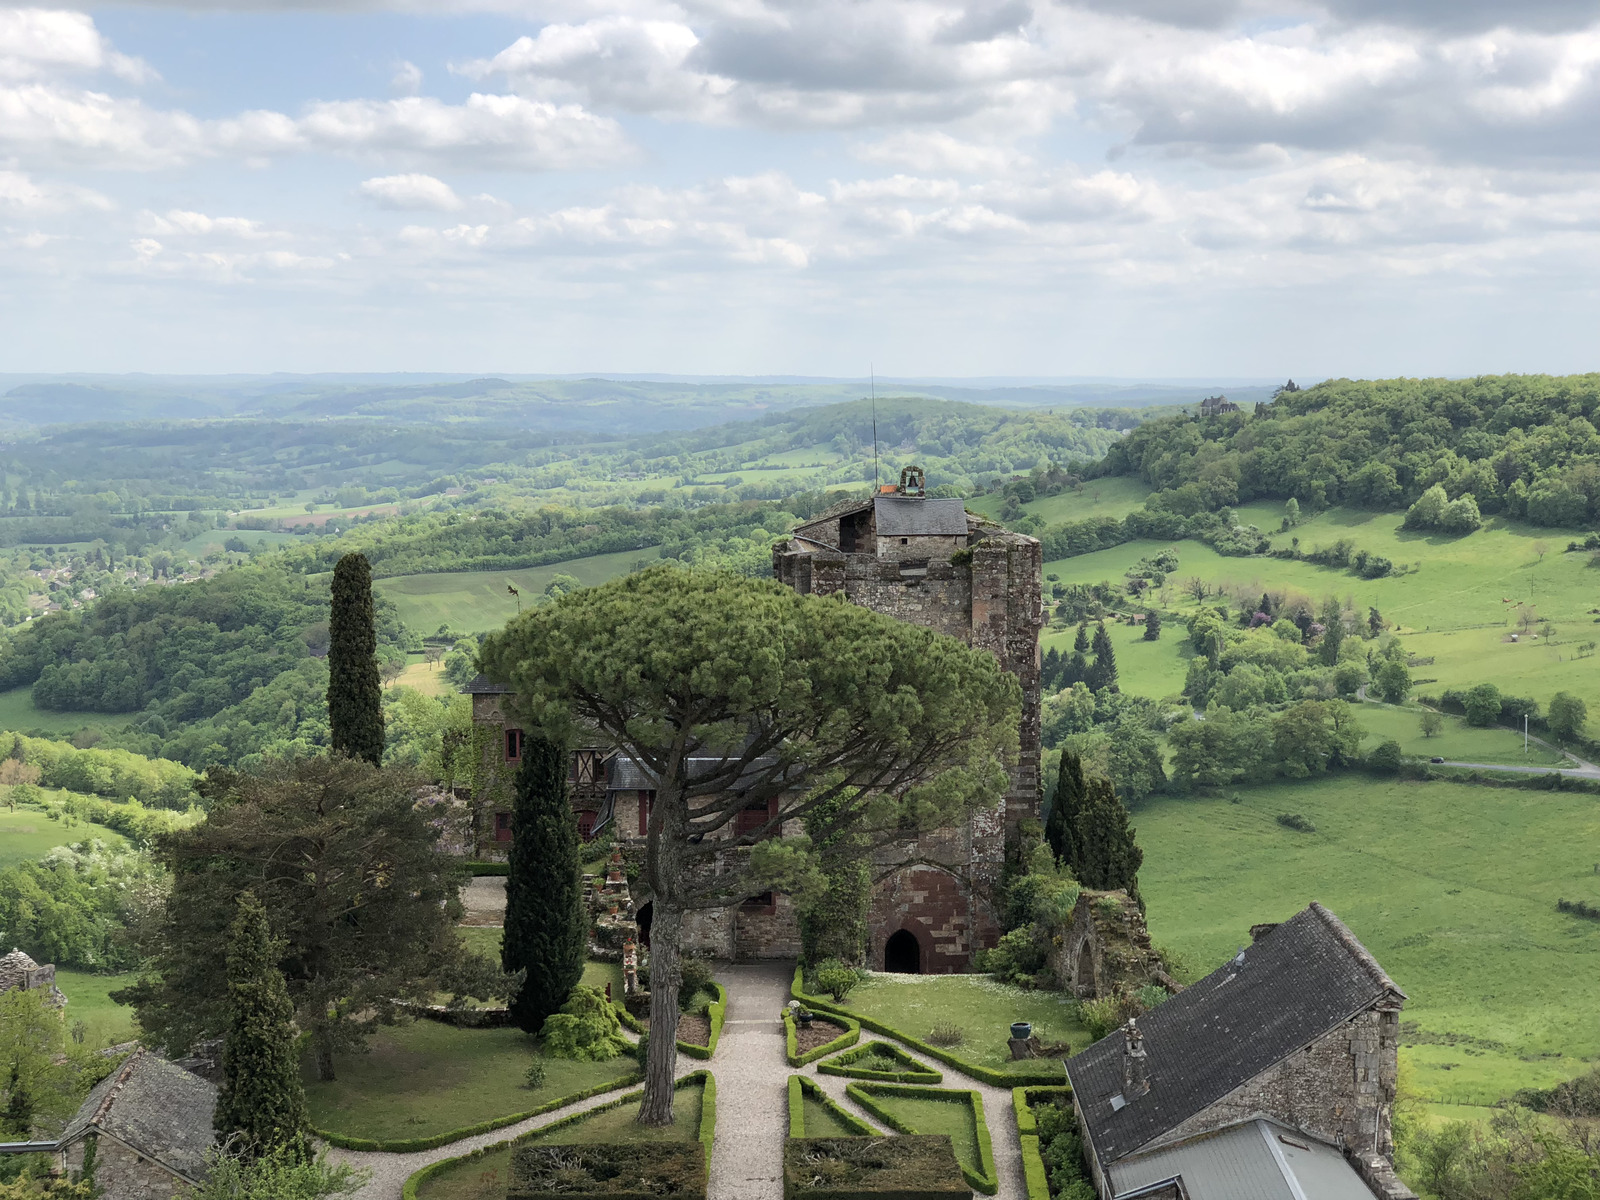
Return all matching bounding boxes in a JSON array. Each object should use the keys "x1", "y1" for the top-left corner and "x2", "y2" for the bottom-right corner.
[{"x1": 1122, "y1": 1018, "x2": 1149, "y2": 1098}]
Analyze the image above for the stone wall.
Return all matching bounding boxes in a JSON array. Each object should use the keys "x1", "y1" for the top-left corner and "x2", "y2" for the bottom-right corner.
[
  {"x1": 64, "y1": 1136, "x2": 195, "y2": 1200},
  {"x1": 734, "y1": 893, "x2": 802, "y2": 960},
  {"x1": 1051, "y1": 891, "x2": 1179, "y2": 1000},
  {"x1": 1149, "y1": 1004, "x2": 1405, "y2": 1161},
  {"x1": 866, "y1": 864, "x2": 976, "y2": 975}
]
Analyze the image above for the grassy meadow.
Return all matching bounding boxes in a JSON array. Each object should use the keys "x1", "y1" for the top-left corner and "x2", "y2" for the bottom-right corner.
[
  {"x1": 55, "y1": 969, "x2": 139, "y2": 1048},
  {"x1": 0, "y1": 807, "x2": 127, "y2": 868},
  {"x1": 1048, "y1": 501, "x2": 1600, "y2": 733},
  {"x1": 375, "y1": 548, "x2": 659, "y2": 634},
  {"x1": 1135, "y1": 774, "x2": 1600, "y2": 1107},
  {"x1": 967, "y1": 476, "x2": 1152, "y2": 524},
  {"x1": 0, "y1": 687, "x2": 130, "y2": 737},
  {"x1": 1346, "y1": 702, "x2": 1566, "y2": 767}
]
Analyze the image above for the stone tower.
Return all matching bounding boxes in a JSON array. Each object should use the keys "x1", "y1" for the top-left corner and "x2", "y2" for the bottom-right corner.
[{"x1": 772, "y1": 467, "x2": 1043, "y2": 971}]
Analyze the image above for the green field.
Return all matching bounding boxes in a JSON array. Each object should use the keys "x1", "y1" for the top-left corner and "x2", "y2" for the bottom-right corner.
[
  {"x1": 1042, "y1": 616, "x2": 1191, "y2": 700},
  {"x1": 1348, "y1": 702, "x2": 1566, "y2": 766},
  {"x1": 969, "y1": 476, "x2": 1153, "y2": 524},
  {"x1": 0, "y1": 688, "x2": 131, "y2": 737},
  {"x1": 55, "y1": 969, "x2": 139, "y2": 1048},
  {"x1": 304, "y1": 1018, "x2": 638, "y2": 1142},
  {"x1": 375, "y1": 549, "x2": 661, "y2": 634},
  {"x1": 1048, "y1": 503, "x2": 1600, "y2": 734},
  {"x1": 415, "y1": 1080, "x2": 703, "y2": 1200},
  {"x1": 1136, "y1": 774, "x2": 1600, "y2": 1106},
  {"x1": 836, "y1": 975, "x2": 1084, "y2": 1074},
  {"x1": 0, "y1": 807, "x2": 127, "y2": 868}
]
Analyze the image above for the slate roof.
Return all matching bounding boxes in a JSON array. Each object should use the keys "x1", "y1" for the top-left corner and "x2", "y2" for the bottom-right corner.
[
  {"x1": 1107, "y1": 1118, "x2": 1379, "y2": 1200},
  {"x1": 462, "y1": 673, "x2": 512, "y2": 694},
  {"x1": 59, "y1": 1049, "x2": 217, "y2": 1185},
  {"x1": 872, "y1": 495, "x2": 970, "y2": 537},
  {"x1": 1066, "y1": 903, "x2": 1404, "y2": 1168}
]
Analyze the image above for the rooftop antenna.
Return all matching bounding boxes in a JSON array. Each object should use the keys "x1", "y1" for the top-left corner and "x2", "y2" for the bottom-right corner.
[{"x1": 871, "y1": 365, "x2": 880, "y2": 491}]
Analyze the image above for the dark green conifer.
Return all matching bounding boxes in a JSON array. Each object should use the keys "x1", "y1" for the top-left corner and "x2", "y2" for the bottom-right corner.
[
  {"x1": 1041, "y1": 647, "x2": 1062, "y2": 691},
  {"x1": 503, "y1": 737, "x2": 586, "y2": 1033},
  {"x1": 1143, "y1": 610, "x2": 1161, "y2": 641},
  {"x1": 1046, "y1": 750, "x2": 1085, "y2": 870},
  {"x1": 214, "y1": 892, "x2": 308, "y2": 1160},
  {"x1": 1072, "y1": 777, "x2": 1143, "y2": 894},
  {"x1": 1073, "y1": 623, "x2": 1090, "y2": 655},
  {"x1": 1086, "y1": 622, "x2": 1118, "y2": 691},
  {"x1": 328, "y1": 552, "x2": 384, "y2": 765}
]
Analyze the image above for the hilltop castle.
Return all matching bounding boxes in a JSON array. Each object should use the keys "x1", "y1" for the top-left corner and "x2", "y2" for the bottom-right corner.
[{"x1": 465, "y1": 467, "x2": 1042, "y2": 972}]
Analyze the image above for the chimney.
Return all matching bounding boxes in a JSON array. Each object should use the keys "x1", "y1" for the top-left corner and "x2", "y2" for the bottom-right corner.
[{"x1": 1122, "y1": 1018, "x2": 1149, "y2": 1098}]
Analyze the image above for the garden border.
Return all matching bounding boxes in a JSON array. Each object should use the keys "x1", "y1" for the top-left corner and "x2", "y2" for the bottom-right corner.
[
  {"x1": 844, "y1": 1082, "x2": 998, "y2": 1195},
  {"x1": 399, "y1": 1069, "x2": 713, "y2": 1200},
  {"x1": 790, "y1": 965, "x2": 1065, "y2": 1087},
  {"x1": 315, "y1": 1070, "x2": 642, "y2": 1153},
  {"x1": 787, "y1": 1075, "x2": 877, "y2": 1138},
  {"x1": 1013, "y1": 1086, "x2": 1072, "y2": 1200},
  {"x1": 616, "y1": 981, "x2": 728, "y2": 1059},
  {"x1": 817, "y1": 1040, "x2": 942, "y2": 1084},
  {"x1": 785, "y1": 1007, "x2": 861, "y2": 1067}
]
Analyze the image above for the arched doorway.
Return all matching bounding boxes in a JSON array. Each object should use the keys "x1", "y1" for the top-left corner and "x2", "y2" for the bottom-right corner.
[
  {"x1": 636, "y1": 902, "x2": 653, "y2": 949},
  {"x1": 885, "y1": 929, "x2": 921, "y2": 974},
  {"x1": 1075, "y1": 940, "x2": 1095, "y2": 997}
]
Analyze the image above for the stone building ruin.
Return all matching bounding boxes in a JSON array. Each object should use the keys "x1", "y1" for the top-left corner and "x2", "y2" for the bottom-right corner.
[{"x1": 1052, "y1": 891, "x2": 1180, "y2": 1001}]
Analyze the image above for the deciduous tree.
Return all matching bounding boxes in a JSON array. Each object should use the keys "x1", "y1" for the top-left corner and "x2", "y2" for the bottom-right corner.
[
  {"x1": 478, "y1": 567, "x2": 1018, "y2": 1125},
  {"x1": 1548, "y1": 692, "x2": 1588, "y2": 741}
]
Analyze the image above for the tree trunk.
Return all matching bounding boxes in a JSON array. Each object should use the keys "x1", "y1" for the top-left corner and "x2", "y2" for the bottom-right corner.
[
  {"x1": 314, "y1": 1026, "x2": 337, "y2": 1083},
  {"x1": 637, "y1": 900, "x2": 681, "y2": 1126}
]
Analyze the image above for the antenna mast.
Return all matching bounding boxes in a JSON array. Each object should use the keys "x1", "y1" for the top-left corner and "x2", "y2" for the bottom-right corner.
[{"x1": 871, "y1": 366, "x2": 880, "y2": 490}]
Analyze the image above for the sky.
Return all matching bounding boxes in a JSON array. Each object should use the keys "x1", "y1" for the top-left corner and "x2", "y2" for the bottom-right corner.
[{"x1": 3, "y1": 0, "x2": 1600, "y2": 377}]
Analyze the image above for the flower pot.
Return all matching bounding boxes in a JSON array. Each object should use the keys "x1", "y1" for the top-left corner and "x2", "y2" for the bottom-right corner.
[
  {"x1": 1011, "y1": 1022, "x2": 1033, "y2": 1041},
  {"x1": 797, "y1": 1012, "x2": 814, "y2": 1027}
]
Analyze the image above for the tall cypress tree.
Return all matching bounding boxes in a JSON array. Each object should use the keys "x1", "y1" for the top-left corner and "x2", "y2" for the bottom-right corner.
[
  {"x1": 1072, "y1": 777, "x2": 1143, "y2": 894},
  {"x1": 503, "y1": 737, "x2": 586, "y2": 1033},
  {"x1": 214, "y1": 892, "x2": 308, "y2": 1160},
  {"x1": 1143, "y1": 610, "x2": 1161, "y2": 641},
  {"x1": 1086, "y1": 622, "x2": 1118, "y2": 692},
  {"x1": 328, "y1": 552, "x2": 384, "y2": 766},
  {"x1": 1046, "y1": 750, "x2": 1085, "y2": 869}
]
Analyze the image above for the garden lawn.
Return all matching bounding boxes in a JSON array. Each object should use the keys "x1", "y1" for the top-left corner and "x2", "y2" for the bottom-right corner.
[
  {"x1": 1048, "y1": 503, "x2": 1600, "y2": 731},
  {"x1": 1135, "y1": 774, "x2": 1600, "y2": 1108},
  {"x1": 303, "y1": 1019, "x2": 637, "y2": 1142},
  {"x1": 375, "y1": 548, "x2": 660, "y2": 634},
  {"x1": 414, "y1": 1079, "x2": 703, "y2": 1200},
  {"x1": 803, "y1": 1094, "x2": 865, "y2": 1138},
  {"x1": 1348, "y1": 702, "x2": 1565, "y2": 766},
  {"x1": 858, "y1": 1091, "x2": 981, "y2": 1181},
  {"x1": 0, "y1": 807, "x2": 127, "y2": 868},
  {"x1": 54, "y1": 969, "x2": 137, "y2": 1048},
  {"x1": 835, "y1": 975, "x2": 1086, "y2": 1076}
]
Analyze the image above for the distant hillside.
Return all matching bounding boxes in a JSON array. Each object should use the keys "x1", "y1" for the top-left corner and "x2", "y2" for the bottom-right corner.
[{"x1": 1099, "y1": 374, "x2": 1600, "y2": 529}]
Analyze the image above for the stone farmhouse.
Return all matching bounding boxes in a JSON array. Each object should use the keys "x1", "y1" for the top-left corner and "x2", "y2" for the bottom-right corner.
[
  {"x1": 1065, "y1": 902, "x2": 1416, "y2": 1200},
  {"x1": 465, "y1": 466, "x2": 1043, "y2": 973},
  {"x1": 1197, "y1": 394, "x2": 1240, "y2": 416},
  {"x1": 57, "y1": 1049, "x2": 218, "y2": 1200}
]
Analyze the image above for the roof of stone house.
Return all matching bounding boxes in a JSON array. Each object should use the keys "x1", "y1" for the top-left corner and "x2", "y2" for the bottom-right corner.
[
  {"x1": 1107, "y1": 1118, "x2": 1380, "y2": 1200},
  {"x1": 59, "y1": 1049, "x2": 217, "y2": 1184},
  {"x1": 872, "y1": 495, "x2": 970, "y2": 536},
  {"x1": 1065, "y1": 903, "x2": 1405, "y2": 1169},
  {"x1": 607, "y1": 753, "x2": 788, "y2": 793},
  {"x1": 0, "y1": 948, "x2": 42, "y2": 992},
  {"x1": 462, "y1": 674, "x2": 512, "y2": 694}
]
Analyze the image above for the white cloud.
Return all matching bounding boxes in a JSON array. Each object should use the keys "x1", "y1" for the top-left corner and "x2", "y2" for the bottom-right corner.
[
  {"x1": 138, "y1": 209, "x2": 276, "y2": 238},
  {"x1": 0, "y1": 7, "x2": 155, "y2": 82},
  {"x1": 391, "y1": 59, "x2": 423, "y2": 94},
  {"x1": 0, "y1": 168, "x2": 110, "y2": 212},
  {"x1": 360, "y1": 172, "x2": 464, "y2": 210}
]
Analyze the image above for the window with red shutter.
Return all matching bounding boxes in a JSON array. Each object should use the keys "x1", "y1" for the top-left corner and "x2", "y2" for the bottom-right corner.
[
  {"x1": 734, "y1": 795, "x2": 778, "y2": 836},
  {"x1": 504, "y1": 728, "x2": 523, "y2": 762}
]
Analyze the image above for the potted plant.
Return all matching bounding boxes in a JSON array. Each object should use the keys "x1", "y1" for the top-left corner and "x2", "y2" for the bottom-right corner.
[
  {"x1": 1011, "y1": 1021, "x2": 1033, "y2": 1041},
  {"x1": 796, "y1": 1007, "x2": 815, "y2": 1027}
]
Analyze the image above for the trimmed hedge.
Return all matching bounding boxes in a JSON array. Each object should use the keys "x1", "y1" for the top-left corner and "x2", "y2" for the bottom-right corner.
[
  {"x1": 783, "y1": 1136, "x2": 970, "y2": 1200},
  {"x1": 845, "y1": 1083, "x2": 998, "y2": 1195},
  {"x1": 790, "y1": 965, "x2": 1064, "y2": 1087},
  {"x1": 788, "y1": 1075, "x2": 877, "y2": 1138},
  {"x1": 317, "y1": 1071, "x2": 642, "y2": 1152},
  {"x1": 818, "y1": 1041, "x2": 942, "y2": 1084},
  {"x1": 509, "y1": 1142, "x2": 703, "y2": 1199},
  {"x1": 1014, "y1": 1086, "x2": 1072, "y2": 1200},
  {"x1": 466, "y1": 861, "x2": 510, "y2": 876},
  {"x1": 697, "y1": 1069, "x2": 717, "y2": 1171},
  {"x1": 785, "y1": 1006, "x2": 862, "y2": 1067},
  {"x1": 616, "y1": 981, "x2": 727, "y2": 1059},
  {"x1": 401, "y1": 1070, "x2": 712, "y2": 1200}
]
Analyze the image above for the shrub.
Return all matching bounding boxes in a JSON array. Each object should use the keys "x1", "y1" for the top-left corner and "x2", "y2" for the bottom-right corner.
[
  {"x1": 1034, "y1": 1098, "x2": 1095, "y2": 1200},
  {"x1": 926, "y1": 1023, "x2": 965, "y2": 1048},
  {"x1": 1557, "y1": 898, "x2": 1600, "y2": 922},
  {"x1": 1463, "y1": 683, "x2": 1503, "y2": 727},
  {"x1": 975, "y1": 928, "x2": 1048, "y2": 989},
  {"x1": 539, "y1": 986, "x2": 630, "y2": 1061},
  {"x1": 677, "y1": 955, "x2": 713, "y2": 1011},
  {"x1": 1368, "y1": 741, "x2": 1403, "y2": 773},
  {"x1": 523, "y1": 1061, "x2": 547, "y2": 1090},
  {"x1": 1276, "y1": 813, "x2": 1316, "y2": 832},
  {"x1": 1077, "y1": 997, "x2": 1121, "y2": 1042},
  {"x1": 634, "y1": 1032, "x2": 650, "y2": 1071},
  {"x1": 813, "y1": 962, "x2": 862, "y2": 1003},
  {"x1": 1135, "y1": 984, "x2": 1169, "y2": 1012}
]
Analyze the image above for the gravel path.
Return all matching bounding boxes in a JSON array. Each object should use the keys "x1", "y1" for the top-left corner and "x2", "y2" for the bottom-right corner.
[{"x1": 706, "y1": 961, "x2": 794, "y2": 1200}]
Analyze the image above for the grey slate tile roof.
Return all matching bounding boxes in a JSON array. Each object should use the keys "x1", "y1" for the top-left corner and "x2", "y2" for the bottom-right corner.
[
  {"x1": 606, "y1": 754, "x2": 786, "y2": 792},
  {"x1": 1108, "y1": 1118, "x2": 1380, "y2": 1200},
  {"x1": 872, "y1": 496, "x2": 970, "y2": 536},
  {"x1": 1066, "y1": 903, "x2": 1404, "y2": 1168},
  {"x1": 60, "y1": 1049, "x2": 217, "y2": 1184},
  {"x1": 462, "y1": 673, "x2": 512, "y2": 694}
]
